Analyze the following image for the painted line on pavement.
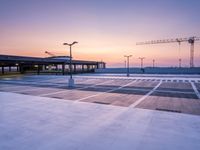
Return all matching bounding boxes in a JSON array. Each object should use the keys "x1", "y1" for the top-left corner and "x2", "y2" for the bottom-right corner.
[
  {"x1": 190, "y1": 82, "x2": 200, "y2": 99},
  {"x1": 38, "y1": 79, "x2": 114, "y2": 97},
  {"x1": 129, "y1": 81, "x2": 162, "y2": 108},
  {"x1": 75, "y1": 80, "x2": 137, "y2": 102}
]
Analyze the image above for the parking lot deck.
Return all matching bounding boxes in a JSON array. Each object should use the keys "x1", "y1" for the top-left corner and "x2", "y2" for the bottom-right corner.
[
  {"x1": 1, "y1": 74, "x2": 200, "y2": 150},
  {"x1": 1, "y1": 90, "x2": 200, "y2": 150},
  {"x1": 0, "y1": 74, "x2": 200, "y2": 115}
]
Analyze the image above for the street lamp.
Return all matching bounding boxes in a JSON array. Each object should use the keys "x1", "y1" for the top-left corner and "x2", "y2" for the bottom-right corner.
[
  {"x1": 63, "y1": 41, "x2": 78, "y2": 87},
  {"x1": 139, "y1": 57, "x2": 145, "y2": 69},
  {"x1": 124, "y1": 55, "x2": 132, "y2": 77},
  {"x1": 179, "y1": 58, "x2": 182, "y2": 68},
  {"x1": 153, "y1": 59, "x2": 155, "y2": 68}
]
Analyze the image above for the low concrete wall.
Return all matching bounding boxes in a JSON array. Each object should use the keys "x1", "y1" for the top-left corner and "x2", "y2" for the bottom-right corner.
[{"x1": 95, "y1": 67, "x2": 200, "y2": 74}]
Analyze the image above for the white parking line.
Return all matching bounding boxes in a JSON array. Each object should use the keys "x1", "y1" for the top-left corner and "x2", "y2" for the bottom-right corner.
[
  {"x1": 129, "y1": 81, "x2": 162, "y2": 108},
  {"x1": 38, "y1": 80, "x2": 114, "y2": 97},
  {"x1": 190, "y1": 82, "x2": 200, "y2": 99},
  {"x1": 75, "y1": 80, "x2": 137, "y2": 102}
]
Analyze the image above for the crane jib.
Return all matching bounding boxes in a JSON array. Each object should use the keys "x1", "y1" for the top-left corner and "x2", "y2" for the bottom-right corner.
[{"x1": 136, "y1": 36, "x2": 200, "y2": 68}]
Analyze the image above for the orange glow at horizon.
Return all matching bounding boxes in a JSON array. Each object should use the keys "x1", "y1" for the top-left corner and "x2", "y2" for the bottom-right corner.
[
  {"x1": 1, "y1": 37, "x2": 199, "y2": 68},
  {"x1": 0, "y1": 1, "x2": 200, "y2": 67}
]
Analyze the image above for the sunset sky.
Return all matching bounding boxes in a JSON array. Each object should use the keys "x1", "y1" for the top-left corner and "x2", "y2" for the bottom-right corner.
[{"x1": 0, "y1": 0, "x2": 200, "y2": 67}]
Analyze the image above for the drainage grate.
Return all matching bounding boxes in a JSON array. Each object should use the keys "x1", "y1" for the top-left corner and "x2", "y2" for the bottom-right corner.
[
  {"x1": 93, "y1": 101, "x2": 110, "y2": 105},
  {"x1": 156, "y1": 108, "x2": 181, "y2": 113}
]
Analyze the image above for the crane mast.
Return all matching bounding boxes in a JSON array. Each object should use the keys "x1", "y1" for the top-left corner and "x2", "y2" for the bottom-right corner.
[
  {"x1": 188, "y1": 38, "x2": 195, "y2": 67},
  {"x1": 136, "y1": 37, "x2": 200, "y2": 67}
]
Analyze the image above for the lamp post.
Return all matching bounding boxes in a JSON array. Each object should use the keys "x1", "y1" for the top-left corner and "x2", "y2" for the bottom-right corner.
[
  {"x1": 63, "y1": 41, "x2": 78, "y2": 87},
  {"x1": 124, "y1": 55, "x2": 132, "y2": 77},
  {"x1": 178, "y1": 40, "x2": 182, "y2": 68},
  {"x1": 139, "y1": 57, "x2": 145, "y2": 69},
  {"x1": 179, "y1": 58, "x2": 182, "y2": 68},
  {"x1": 153, "y1": 59, "x2": 155, "y2": 68}
]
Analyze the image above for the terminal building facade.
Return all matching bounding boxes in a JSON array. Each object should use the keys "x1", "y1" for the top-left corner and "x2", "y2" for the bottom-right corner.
[{"x1": 0, "y1": 55, "x2": 106, "y2": 75}]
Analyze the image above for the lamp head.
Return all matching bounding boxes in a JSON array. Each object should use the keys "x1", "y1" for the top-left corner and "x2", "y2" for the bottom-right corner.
[
  {"x1": 72, "y1": 41, "x2": 78, "y2": 45},
  {"x1": 63, "y1": 43, "x2": 69, "y2": 45},
  {"x1": 63, "y1": 41, "x2": 78, "y2": 46}
]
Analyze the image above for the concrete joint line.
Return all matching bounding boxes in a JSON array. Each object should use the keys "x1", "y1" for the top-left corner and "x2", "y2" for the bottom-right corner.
[
  {"x1": 190, "y1": 82, "x2": 200, "y2": 99},
  {"x1": 129, "y1": 81, "x2": 162, "y2": 108}
]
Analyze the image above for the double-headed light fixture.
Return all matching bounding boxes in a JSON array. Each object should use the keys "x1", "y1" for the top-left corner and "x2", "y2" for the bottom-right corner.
[{"x1": 63, "y1": 41, "x2": 78, "y2": 87}]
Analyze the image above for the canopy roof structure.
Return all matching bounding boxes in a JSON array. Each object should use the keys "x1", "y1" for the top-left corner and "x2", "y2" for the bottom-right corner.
[{"x1": 0, "y1": 55, "x2": 105, "y2": 66}]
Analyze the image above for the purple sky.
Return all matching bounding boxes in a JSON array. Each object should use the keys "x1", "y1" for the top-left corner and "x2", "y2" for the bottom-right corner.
[{"x1": 0, "y1": 0, "x2": 200, "y2": 67}]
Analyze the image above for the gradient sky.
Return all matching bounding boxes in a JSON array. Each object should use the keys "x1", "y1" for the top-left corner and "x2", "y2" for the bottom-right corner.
[{"x1": 0, "y1": 0, "x2": 200, "y2": 67}]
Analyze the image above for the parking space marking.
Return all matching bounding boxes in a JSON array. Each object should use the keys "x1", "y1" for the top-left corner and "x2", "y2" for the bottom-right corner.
[
  {"x1": 67, "y1": 75, "x2": 200, "y2": 82},
  {"x1": 75, "y1": 80, "x2": 137, "y2": 102},
  {"x1": 190, "y1": 82, "x2": 200, "y2": 99},
  {"x1": 129, "y1": 81, "x2": 162, "y2": 108},
  {"x1": 38, "y1": 79, "x2": 114, "y2": 97},
  {"x1": 2, "y1": 75, "x2": 200, "y2": 105}
]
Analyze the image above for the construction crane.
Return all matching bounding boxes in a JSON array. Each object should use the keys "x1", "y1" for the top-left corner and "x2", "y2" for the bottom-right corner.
[
  {"x1": 136, "y1": 36, "x2": 200, "y2": 67},
  {"x1": 45, "y1": 51, "x2": 56, "y2": 57}
]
